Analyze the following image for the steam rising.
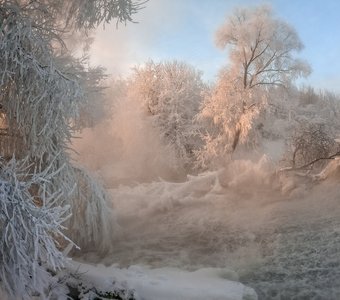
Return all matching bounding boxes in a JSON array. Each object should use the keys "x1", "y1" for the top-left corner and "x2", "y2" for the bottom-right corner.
[
  {"x1": 72, "y1": 90, "x2": 182, "y2": 185},
  {"x1": 73, "y1": 94, "x2": 340, "y2": 298},
  {"x1": 73, "y1": 3, "x2": 340, "y2": 298}
]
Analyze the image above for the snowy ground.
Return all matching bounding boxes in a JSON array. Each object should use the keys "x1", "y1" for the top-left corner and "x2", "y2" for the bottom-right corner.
[
  {"x1": 76, "y1": 158, "x2": 340, "y2": 299},
  {"x1": 68, "y1": 262, "x2": 257, "y2": 300}
]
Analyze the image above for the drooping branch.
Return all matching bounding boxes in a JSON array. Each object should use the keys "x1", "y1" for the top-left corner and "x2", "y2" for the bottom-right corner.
[{"x1": 281, "y1": 151, "x2": 340, "y2": 172}]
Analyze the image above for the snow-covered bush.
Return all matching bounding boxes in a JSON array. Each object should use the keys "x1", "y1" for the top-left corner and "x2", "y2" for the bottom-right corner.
[
  {"x1": 284, "y1": 122, "x2": 337, "y2": 169},
  {"x1": 256, "y1": 85, "x2": 340, "y2": 170},
  {"x1": 0, "y1": 158, "x2": 71, "y2": 299},
  {"x1": 66, "y1": 166, "x2": 117, "y2": 254},
  {"x1": 129, "y1": 60, "x2": 206, "y2": 171}
]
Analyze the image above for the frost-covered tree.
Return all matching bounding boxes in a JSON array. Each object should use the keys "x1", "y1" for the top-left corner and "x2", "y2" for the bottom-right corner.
[
  {"x1": 276, "y1": 87, "x2": 340, "y2": 170},
  {"x1": 197, "y1": 5, "x2": 310, "y2": 168},
  {"x1": 130, "y1": 60, "x2": 206, "y2": 170},
  {"x1": 215, "y1": 5, "x2": 310, "y2": 91},
  {"x1": 0, "y1": 158, "x2": 71, "y2": 299},
  {"x1": 297, "y1": 87, "x2": 340, "y2": 124},
  {"x1": 0, "y1": 0, "x2": 144, "y2": 298}
]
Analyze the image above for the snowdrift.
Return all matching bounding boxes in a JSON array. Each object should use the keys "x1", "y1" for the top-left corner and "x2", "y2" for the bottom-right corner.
[{"x1": 67, "y1": 261, "x2": 258, "y2": 300}]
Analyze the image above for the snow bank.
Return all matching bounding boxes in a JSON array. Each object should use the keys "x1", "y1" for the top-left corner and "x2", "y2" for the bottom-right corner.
[{"x1": 68, "y1": 261, "x2": 257, "y2": 300}]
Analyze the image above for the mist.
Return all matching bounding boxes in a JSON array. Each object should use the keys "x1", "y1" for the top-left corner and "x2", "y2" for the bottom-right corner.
[
  {"x1": 72, "y1": 90, "x2": 183, "y2": 185},
  {"x1": 74, "y1": 118, "x2": 340, "y2": 299},
  {"x1": 71, "y1": 2, "x2": 340, "y2": 299},
  {"x1": 71, "y1": 78, "x2": 340, "y2": 300},
  {"x1": 4, "y1": 1, "x2": 340, "y2": 299}
]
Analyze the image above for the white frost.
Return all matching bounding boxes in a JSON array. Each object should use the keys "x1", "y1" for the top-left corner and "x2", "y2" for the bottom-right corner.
[{"x1": 68, "y1": 261, "x2": 258, "y2": 300}]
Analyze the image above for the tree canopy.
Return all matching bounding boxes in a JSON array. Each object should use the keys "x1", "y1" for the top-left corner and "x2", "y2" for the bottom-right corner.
[{"x1": 215, "y1": 5, "x2": 310, "y2": 90}]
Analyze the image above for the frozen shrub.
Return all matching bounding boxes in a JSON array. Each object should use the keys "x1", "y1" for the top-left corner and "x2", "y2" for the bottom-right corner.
[
  {"x1": 285, "y1": 123, "x2": 337, "y2": 169},
  {"x1": 130, "y1": 60, "x2": 206, "y2": 171},
  {"x1": 66, "y1": 166, "x2": 117, "y2": 254},
  {"x1": 0, "y1": 158, "x2": 71, "y2": 299}
]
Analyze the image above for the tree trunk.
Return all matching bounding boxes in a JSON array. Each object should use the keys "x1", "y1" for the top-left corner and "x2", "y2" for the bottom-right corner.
[{"x1": 232, "y1": 126, "x2": 241, "y2": 152}]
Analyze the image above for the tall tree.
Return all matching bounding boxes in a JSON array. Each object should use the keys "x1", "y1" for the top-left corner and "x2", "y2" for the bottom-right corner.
[
  {"x1": 215, "y1": 5, "x2": 310, "y2": 90},
  {"x1": 0, "y1": 0, "x2": 144, "y2": 298},
  {"x1": 197, "y1": 5, "x2": 310, "y2": 168}
]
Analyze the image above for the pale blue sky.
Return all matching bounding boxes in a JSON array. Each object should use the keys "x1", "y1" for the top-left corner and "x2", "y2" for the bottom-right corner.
[{"x1": 91, "y1": 0, "x2": 340, "y2": 92}]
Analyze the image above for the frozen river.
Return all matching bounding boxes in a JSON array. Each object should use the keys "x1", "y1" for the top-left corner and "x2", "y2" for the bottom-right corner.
[{"x1": 81, "y1": 161, "x2": 340, "y2": 299}]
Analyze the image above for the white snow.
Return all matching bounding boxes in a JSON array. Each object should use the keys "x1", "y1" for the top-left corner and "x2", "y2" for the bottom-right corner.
[{"x1": 68, "y1": 261, "x2": 258, "y2": 300}]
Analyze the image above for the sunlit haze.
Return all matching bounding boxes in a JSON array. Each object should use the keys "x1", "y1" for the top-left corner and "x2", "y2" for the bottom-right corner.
[
  {"x1": 90, "y1": 0, "x2": 340, "y2": 92},
  {"x1": 3, "y1": 1, "x2": 340, "y2": 299}
]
